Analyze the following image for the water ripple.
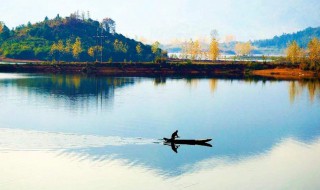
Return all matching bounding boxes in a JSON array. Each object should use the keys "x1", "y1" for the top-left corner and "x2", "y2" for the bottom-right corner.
[{"x1": 0, "y1": 128, "x2": 157, "y2": 151}]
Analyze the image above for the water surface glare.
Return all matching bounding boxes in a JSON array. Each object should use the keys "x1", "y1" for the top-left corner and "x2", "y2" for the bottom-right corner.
[{"x1": 0, "y1": 73, "x2": 319, "y2": 190}]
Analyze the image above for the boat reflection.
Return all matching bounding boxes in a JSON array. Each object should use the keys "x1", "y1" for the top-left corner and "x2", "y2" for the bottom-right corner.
[{"x1": 165, "y1": 141, "x2": 213, "y2": 153}]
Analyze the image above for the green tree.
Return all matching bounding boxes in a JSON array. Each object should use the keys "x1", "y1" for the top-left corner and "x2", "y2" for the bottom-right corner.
[
  {"x1": 72, "y1": 37, "x2": 82, "y2": 59},
  {"x1": 0, "y1": 22, "x2": 10, "y2": 41}
]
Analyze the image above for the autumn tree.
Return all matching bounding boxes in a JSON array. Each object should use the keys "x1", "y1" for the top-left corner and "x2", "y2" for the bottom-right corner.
[
  {"x1": 64, "y1": 39, "x2": 72, "y2": 54},
  {"x1": 136, "y1": 43, "x2": 143, "y2": 55},
  {"x1": 208, "y1": 38, "x2": 219, "y2": 61},
  {"x1": 307, "y1": 37, "x2": 320, "y2": 67},
  {"x1": 286, "y1": 41, "x2": 303, "y2": 64},
  {"x1": 181, "y1": 39, "x2": 201, "y2": 60},
  {"x1": 50, "y1": 43, "x2": 58, "y2": 59},
  {"x1": 191, "y1": 40, "x2": 201, "y2": 60},
  {"x1": 88, "y1": 46, "x2": 102, "y2": 61},
  {"x1": 88, "y1": 47, "x2": 94, "y2": 58},
  {"x1": 0, "y1": 22, "x2": 3, "y2": 33},
  {"x1": 180, "y1": 41, "x2": 190, "y2": 59},
  {"x1": 72, "y1": 37, "x2": 82, "y2": 59},
  {"x1": 113, "y1": 39, "x2": 128, "y2": 53},
  {"x1": 235, "y1": 42, "x2": 253, "y2": 56},
  {"x1": 50, "y1": 40, "x2": 64, "y2": 61},
  {"x1": 151, "y1": 41, "x2": 160, "y2": 54},
  {"x1": 57, "y1": 40, "x2": 64, "y2": 52}
]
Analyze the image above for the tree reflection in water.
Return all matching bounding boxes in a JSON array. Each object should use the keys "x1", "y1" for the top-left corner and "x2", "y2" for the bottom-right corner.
[
  {"x1": 289, "y1": 80, "x2": 320, "y2": 103},
  {"x1": 0, "y1": 74, "x2": 138, "y2": 112}
]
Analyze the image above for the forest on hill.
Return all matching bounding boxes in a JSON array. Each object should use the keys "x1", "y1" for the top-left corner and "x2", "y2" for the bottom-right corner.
[
  {"x1": 0, "y1": 12, "x2": 162, "y2": 62},
  {"x1": 253, "y1": 27, "x2": 320, "y2": 50}
]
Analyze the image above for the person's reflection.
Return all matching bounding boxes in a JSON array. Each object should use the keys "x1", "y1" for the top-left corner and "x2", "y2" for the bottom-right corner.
[{"x1": 170, "y1": 142, "x2": 179, "y2": 153}]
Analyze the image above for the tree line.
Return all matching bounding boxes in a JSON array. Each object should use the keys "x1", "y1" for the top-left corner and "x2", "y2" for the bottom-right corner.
[
  {"x1": 175, "y1": 35, "x2": 253, "y2": 62},
  {"x1": 286, "y1": 37, "x2": 320, "y2": 71},
  {"x1": 254, "y1": 27, "x2": 320, "y2": 49}
]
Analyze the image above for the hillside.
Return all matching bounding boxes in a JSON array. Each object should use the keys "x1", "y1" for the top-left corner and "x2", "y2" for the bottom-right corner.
[
  {"x1": 253, "y1": 27, "x2": 320, "y2": 50},
  {"x1": 0, "y1": 13, "x2": 160, "y2": 62}
]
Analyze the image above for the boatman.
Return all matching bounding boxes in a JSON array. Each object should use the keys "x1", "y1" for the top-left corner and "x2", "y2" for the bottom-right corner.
[{"x1": 171, "y1": 130, "x2": 179, "y2": 140}]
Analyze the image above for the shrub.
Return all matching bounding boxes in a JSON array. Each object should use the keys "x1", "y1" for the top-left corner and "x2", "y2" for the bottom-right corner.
[{"x1": 186, "y1": 59, "x2": 192, "y2": 64}]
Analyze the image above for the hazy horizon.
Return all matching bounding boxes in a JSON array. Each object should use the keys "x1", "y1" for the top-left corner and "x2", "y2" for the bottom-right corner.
[{"x1": 1, "y1": 0, "x2": 320, "y2": 44}]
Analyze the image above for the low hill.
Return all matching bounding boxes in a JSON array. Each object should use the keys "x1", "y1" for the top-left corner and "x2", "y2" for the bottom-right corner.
[
  {"x1": 253, "y1": 27, "x2": 320, "y2": 50},
  {"x1": 0, "y1": 13, "x2": 160, "y2": 62}
]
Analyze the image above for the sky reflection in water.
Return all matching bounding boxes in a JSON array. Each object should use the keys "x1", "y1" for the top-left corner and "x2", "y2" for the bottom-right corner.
[{"x1": 0, "y1": 73, "x2": 319, "y2": 189}]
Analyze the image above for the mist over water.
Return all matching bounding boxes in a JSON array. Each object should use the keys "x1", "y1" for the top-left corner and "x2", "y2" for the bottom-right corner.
[{"x1": 0, "y1": 73, "x2": 319, "y2": 190}]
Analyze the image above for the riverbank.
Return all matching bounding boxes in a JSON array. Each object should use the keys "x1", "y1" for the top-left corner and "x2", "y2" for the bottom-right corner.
[
  {"x1": 0, "y1": 57, "x2": 42, "y2": 63},
  {"x1": 252, "y1": 68, "x2": 319, "y2": 80},
  {"x1": 0, "y1": 62, "x2": 318, "y2": 80}
]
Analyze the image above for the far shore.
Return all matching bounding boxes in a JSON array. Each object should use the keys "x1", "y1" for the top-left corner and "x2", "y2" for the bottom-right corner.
[{"x1": 0, "y1": 58, "x2": 319, "y2": 80}]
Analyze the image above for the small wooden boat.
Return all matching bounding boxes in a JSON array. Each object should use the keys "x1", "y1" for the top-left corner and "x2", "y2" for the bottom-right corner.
[{"x1": 163, "y1": 138, "x2": 212, "y2": 145}]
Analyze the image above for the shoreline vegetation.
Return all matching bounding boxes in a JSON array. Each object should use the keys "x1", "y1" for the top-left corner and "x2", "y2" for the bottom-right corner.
[
  {"x1": 0, "y1": 58, "x2": 319, "y2": 80},
  {"x1": 0, "y1": 12, "x2": 319, "y2": 80}
]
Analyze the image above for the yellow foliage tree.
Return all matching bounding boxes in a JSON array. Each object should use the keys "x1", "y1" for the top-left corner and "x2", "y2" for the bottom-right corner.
[
  {"x1": 191, "y1": 40, "x2": 201, "y2": 60},
  {"x1": 208, "y1": 38, "x2": 219, "y2": 61},
  {"x1": 307, "y1": 37, "x2": 320, "y2": 65},
  {"x1": 87, "y1": 46, "x2": 102, "y2": 61},
  {"x1": 65, "y1": 39, "x2": 72, "y2": 54},
  {"x1": 235, "y1": 42, "x2": 253, "y2": 56},
  {"x1": 57, "y1": 40, "x2": 64, "y2": 52},
  {"x1": 136, "y1": 43, "x2": 142, "y2": 55},
  {"x1": 50, "y1": 40, "x2": 65, "y2": 61},
  {"x1": 50, "y1": 43, "x2": 57, "y2": 55},
  {"x1": 88, "y1": 47, "x2": 94, "y2": 58},
  {"x1": 72, "y1": 37, "x2": 82, "y2": 59},
  {"x1": 286, "y1": 41, "x2": 303, "y2": 64},
  {"x1": 114, "y1": 39, "x2": 128, "y2": 53},
  {"x1": 0, "y1": 22, "x2": 3, "y2": 33},
  {"x1": 151, "y1": 41, "x2": 160, "y2": 54},
  {"x1": 180, "y1": 39, "x2": 202, "y2": 60}
]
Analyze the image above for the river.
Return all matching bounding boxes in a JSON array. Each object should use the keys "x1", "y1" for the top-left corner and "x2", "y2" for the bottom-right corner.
[{"x1": 0, "y1": 73, "x2": 319, "y2": 190}]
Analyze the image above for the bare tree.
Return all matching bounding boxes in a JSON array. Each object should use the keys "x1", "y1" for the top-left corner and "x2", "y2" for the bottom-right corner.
[
  {"x1": 102, "y1": 18, "x2": 116, "y2": 34},
  {"x1": 210, "y1": 29, "x2": 219, "y2": 39},
  {"x1": 235, "y1": 42, "x2": 253, "y2": 56}
]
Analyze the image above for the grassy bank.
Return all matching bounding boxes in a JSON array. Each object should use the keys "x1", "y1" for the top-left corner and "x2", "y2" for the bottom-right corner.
[{"x1": 0, "y1": 60, "x2": 318, "y2": 79}]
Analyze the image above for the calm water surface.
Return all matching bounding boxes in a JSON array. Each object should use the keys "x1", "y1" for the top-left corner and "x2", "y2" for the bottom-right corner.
[{"x1": 0, "y1": 73, "x2": 319, "y2": 190}]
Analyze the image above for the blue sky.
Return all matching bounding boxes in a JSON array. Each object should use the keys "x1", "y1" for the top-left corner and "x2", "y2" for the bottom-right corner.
[{"x1": 0, "y1": 0, "x2": 319, "y2": 43}]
